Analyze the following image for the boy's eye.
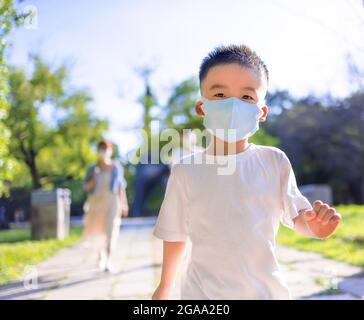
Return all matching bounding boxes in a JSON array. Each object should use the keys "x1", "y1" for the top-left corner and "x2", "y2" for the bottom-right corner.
[
  {"x1": 242, "y1": 95, "x2": 253, "y2": 101},
  {"x1": 214, "y1": 93, "x2": 225, "y2": 98}
]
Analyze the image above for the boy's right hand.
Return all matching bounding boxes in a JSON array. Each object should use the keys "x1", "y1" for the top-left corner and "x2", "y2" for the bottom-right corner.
[{"x1": 151, "y1": 283, "x2": 174, "y2": 300}]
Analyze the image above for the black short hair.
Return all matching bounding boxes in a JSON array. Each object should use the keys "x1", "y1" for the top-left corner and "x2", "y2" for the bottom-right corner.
[{"x1": 199, "y1": 44, "x2": 269, "y2": 84}]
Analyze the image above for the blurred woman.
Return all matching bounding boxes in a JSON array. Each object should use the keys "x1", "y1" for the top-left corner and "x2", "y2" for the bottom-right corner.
[{"x1": 82, "y1": 140, "x2": 128, "y2": 272}]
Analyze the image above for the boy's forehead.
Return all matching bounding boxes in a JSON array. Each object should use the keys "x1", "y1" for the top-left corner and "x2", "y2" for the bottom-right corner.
[{"x1": 201, "y1": 63, "x2": 267, "y2": 93}]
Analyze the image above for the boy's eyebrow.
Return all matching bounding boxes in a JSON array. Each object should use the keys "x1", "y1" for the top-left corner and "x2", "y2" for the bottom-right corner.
[
  {"x1": 209, "y1": 83, "x2": 227, "y2": 90},
  {"x1": 209, "y1": 84, "x2": 258, "y2": 93},
  {"x1": 241, "y1": 86, "x2": 258, "y2": 92}
]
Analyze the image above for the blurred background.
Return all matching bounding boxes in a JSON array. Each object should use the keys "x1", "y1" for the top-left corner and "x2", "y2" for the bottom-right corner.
[{"x1": 0, "y1": 0, "x2": 364, "y2": 300}]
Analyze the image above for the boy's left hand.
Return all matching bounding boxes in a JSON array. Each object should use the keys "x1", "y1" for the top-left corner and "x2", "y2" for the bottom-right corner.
[{"x1": 302, "y1": 200, "x2": 341, "y2": 239}]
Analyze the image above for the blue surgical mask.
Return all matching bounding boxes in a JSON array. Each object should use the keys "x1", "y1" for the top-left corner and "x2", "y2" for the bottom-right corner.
[{"x1": 202, "y1": 97, "x2": 263, "y2": 142}]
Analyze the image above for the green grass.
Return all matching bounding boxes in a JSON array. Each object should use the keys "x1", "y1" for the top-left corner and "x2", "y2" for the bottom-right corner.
[
  {"x1": 277, "y1": 205, "x2": 364, "y2": 267},
  {"x1": 0, "y1": 229, "x2": 32, "y2": 244},
  {"x1": 0, "y1": 227, "x2": 82, "y2": 286}
]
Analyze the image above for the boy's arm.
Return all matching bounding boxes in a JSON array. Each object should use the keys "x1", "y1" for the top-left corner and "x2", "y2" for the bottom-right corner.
[
  {"x1": 152, "y1": 240, "x2": 187, "y2": 300},
  {"x1": 293, "y1": 200, "x2": 341, "y2": 239}
]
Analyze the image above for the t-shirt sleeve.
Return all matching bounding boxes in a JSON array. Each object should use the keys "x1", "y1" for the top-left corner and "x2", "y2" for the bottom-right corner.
[
  {"x1": 153, "y1": 165, "x2": 189, "y2": 242},
  {"x1": 279, "y1": 152, "x2": 312, "y2": 229}
]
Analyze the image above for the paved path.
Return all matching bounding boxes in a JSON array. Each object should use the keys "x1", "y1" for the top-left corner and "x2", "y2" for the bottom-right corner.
[{"x1": 0, "y1": 217, "x2": 363, "y2": 300}]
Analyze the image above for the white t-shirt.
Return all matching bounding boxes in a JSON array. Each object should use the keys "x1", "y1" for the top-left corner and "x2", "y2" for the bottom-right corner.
[{"x1": 153, "y1": 143, "x2": 312, "y2": 300}]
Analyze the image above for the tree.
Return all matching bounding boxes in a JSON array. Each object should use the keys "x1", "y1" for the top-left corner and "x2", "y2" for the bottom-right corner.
[
  {"x1": 135, "y1": 66, "x2": 158, "y2": 142},
  {"x1": 0, "y1": 0, "x2": 24, "y2": 194},
  {"x1": 267, "y1": 93, "x2": 364, "y2": 204},
  {"x1": 333, "y1": 92, "x2": 364, "y2": 203},
  {"x1": 7, "y1": 55, "x2": 108, "y2": 189},
  {"x1": 163, "y1": 77, "x2": 202, "y2": 132}
]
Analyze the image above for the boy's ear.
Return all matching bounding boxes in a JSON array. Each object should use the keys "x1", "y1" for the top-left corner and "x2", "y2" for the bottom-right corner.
[
  {"x1": 195, "y1": 99, "x2": 205, "y2": 117},
  {"x1": 259, "y1": 105, "x2": 268, "y2": 122}
]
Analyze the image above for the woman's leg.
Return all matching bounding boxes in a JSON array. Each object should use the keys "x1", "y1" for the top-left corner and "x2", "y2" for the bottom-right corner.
[
  {"x1": 104, "y1": 220, "x2": 120, "y2": 272},
  {"x1": 98, "y1": 246, "x2": 108, "y2": 271}
]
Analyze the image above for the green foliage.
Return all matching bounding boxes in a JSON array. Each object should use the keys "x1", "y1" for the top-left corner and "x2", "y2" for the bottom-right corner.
[
  {"x1": 7, "y1": 55, "x2": 108, "y2": 189},
  {"x1": 0, "y1": 228, "x2": 30, "y2": 244},
  {"x1": 277, "y1": 205, "x2": 364, "y2": 266},
  {"x1": 163, "y1": 77, "x2": 203, "y2": 132},
  {"x1": 0, "y1": 226, "x2": 82, "y2": 285},
  {"x1": 266, "y1": 92, "x2": 364, "y2": 204},
  {"x1": 250, "y1": 126, "x2": 279, "y2": 146},
  {"x1": 0, "y1": 0, "x2": 24, "y2": 195}
]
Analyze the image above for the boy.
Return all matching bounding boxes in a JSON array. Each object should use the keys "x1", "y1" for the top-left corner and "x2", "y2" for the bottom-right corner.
[{"x1": 151, "y1": 44, "x2": 341, "y2": 300}]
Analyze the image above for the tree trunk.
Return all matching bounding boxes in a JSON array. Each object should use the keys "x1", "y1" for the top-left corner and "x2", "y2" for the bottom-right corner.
[
  {"x1": 29, "y1": 162, "x2": 41, "y2": 190},
  {"x1": 19, "y1": 139, "x2": 41, "y2": 190},
  {"x1": 25, "y1": 150, "x2": 41, "y2": 190}
]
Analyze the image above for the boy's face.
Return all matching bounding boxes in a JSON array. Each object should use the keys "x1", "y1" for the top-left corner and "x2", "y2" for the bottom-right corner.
[{"x1": 196, "y1": 63, "x2": 268, "y2": 122}]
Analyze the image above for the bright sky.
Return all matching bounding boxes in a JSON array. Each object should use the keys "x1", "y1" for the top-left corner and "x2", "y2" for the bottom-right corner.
[{"x1": 8, "y1": 0, "x2": 364, "y2": 156}]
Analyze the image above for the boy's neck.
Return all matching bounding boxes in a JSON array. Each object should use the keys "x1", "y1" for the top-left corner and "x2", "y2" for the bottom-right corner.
[{"x1": 208, "y1": 136, "x2": 250, "y2": 156}]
